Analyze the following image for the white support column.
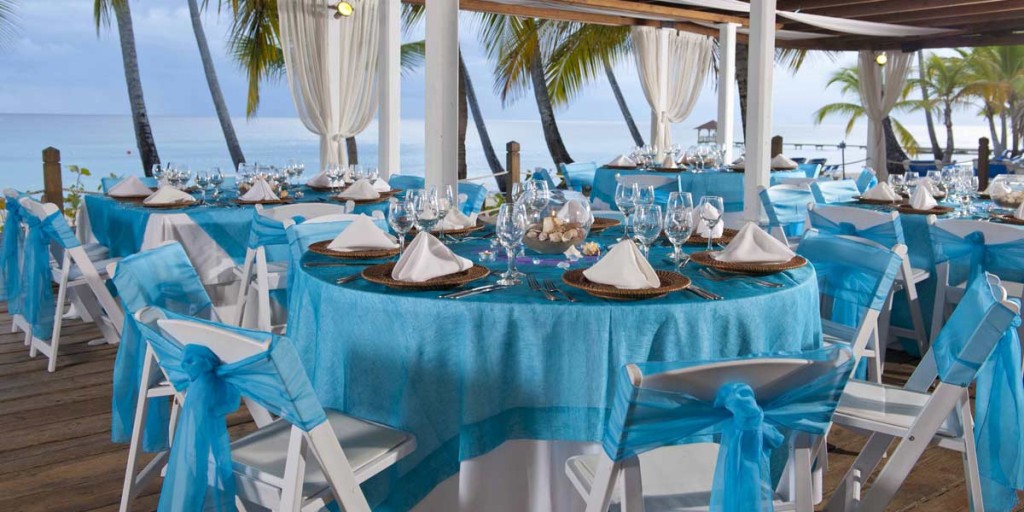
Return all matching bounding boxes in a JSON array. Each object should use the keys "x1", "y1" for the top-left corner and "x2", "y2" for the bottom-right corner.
[
  {"x1": 327, "y1": 15, "x2": 344, "y2": 166},
  {"x1": 743, "y1": 0, "x2": 777, "y2": 224},
  {"x1": 717, "y1": 23, "x2": 737, "y2": 163},
  {"x1": 654, "y1": 27, "x2": 670, "y2": 150},
  {"x1": 424, "y1": 0, "x2": 459, "y2": 189},
  {"x1": 378, "y1": 0, "x2": 401, "y2": 177}
]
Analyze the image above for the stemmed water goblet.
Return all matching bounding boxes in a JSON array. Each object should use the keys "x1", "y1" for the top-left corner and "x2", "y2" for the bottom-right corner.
[
  {"x1": 151, "y1": 164, "x2": 164, "y2": 184},
  {"x1": 630, "y1": 204, "x2": 663, "y2": 260},
  {"x1": 520, "y1": 180, "x2": 550, "y2": 223},
  {"x1": 388, "y1": 198, "x2": 417, "y2": 256},
  {"x1": 195, "y1": 171, "x2": 210, "y2": 204},
  {"x1": 888, "y1": 174, "x2": 905, "y2": 196},
  {"x1": 326, "y1": 164, "x2": 343, "y2": 195},
  {"x1": 698, "y1": 196, "x2": 724, "y2": 252},
  {"x1": 664, "y1": 196, "x2": 695, "y2": 267},
  {"x1": 635, "y1": 184, "x2": 655, "y2": 208},
  {"x1": 614, "y1": 180, "x2": 638, "y2": 241},
  {"x1": 210, "y1": 168, "x2": 224, "y2": 202},
  {"x1": 495, "y1": 203, "x2": 528, "y2": 286},
  {"x1": 413, "y1": 191, "x2": 441, "y2": 234}
]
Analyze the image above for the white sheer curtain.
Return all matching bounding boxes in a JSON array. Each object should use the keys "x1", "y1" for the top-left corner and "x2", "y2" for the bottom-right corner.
[
  {"x1": 278, "y1": 0, "x2": 379, "y2": 169},
  {"x1": 857, "y1": 50, "x2": 912, "y2": 178},
  {"x1": 631, "y1": 27, "x2": 712, "y2": 150}
]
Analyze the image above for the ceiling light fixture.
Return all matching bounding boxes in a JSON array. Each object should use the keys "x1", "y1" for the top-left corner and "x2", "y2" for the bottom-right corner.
[
  {"x1": 875, "y1": 53, "x2": 888, "y2": 66},
  {"x1": 329, "y1": 1, "x2": 354, "y2": 18}
]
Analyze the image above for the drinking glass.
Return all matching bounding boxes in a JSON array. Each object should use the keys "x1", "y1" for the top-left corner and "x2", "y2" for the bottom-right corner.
[
  {"x1": 195, "y1": 172, "x2": 210, "y2": 204},
  {"x1": 522, "y1": 180, "x2": 550, "y2": 222},
  {"x1": 635, "y1": 185, "x2": 655, "y2": 207},
  {"x1": 664, "y1": 203, "x2": 695, "y2": 266},
  {"x1": 414, "y1": 191, "x2": 441, "y2": 233},
  {"x1": 151, "y1": 164, "x2": 164, "y2": 183},
  {"x1": 388, "y1": 199, "x2": 417, "y2": 255},
  {"x1": 667, "y1": 191, "x2": 693, "y2": 212},
  {"x1": 495, "y1": 203, "x2": 528, "y2": 286},
  {"x1": 614, "y1": 181, "x2": 638, "y2": 240},
  {"x1": 210, "y1": 168, "x2": 224, "y2": 201},
  {"x1": 962, "y1": 176, "x2": 979, "y2": 216},
  {"x1": 367, "y1": 166, "x2": 380, "y2": 183},
  {"x1": 698, "y1": 196, "x2": 724, "y2": 252},
  {"x1": 631, "y1": 204, "x2": 663, "y2": 260},
  {"x1": 508, "y1": 182, "x2": 525, "y2": 204},
  {"x1": 888, "y1": 174, "x2": 905, "y2": 195},
  {"x1": 326, "y1": 164, "x2": 342, "y2": 194},
  {"x1": 351, "y1": 164, "x2": 364, "y2": 181}
]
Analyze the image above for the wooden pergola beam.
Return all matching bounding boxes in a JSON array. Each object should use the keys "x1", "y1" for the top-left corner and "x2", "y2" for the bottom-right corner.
[
  {"x1": 853, "y1": 1, "x2": 1024, "y2": 25},
  {"x1": 560, "y1": 0, "x2": 749, "y2": 26},
  {"x1": 779, "y1": 0, "x2": 1009, "y2": 18},
  {"x1": 403, "y1": 0, "x2": 635, "y2": 25},
  {"x1": 779, "y1": 28, "x2": 1024, "y2": 51}
]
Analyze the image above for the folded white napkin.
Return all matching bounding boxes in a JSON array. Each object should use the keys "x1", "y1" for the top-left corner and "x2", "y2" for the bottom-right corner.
[
  {"x1": 696, "y1": 202, "x2": 724, "y2": 238},
  {"x1": 986, "y1": 181, "x2": 1012, "y2": 197},
  {"x1": 771, "y1": 154, "x2": 798, "y2": 169},
  {"x1": 607, "y1": 154, "x2": 636, "y2": 167},
  {"x1": 307, "y1": 171, "x2": 332, "y2": 188},
  {"x1": 730, "y1": 157, "x2": 745, "y2": 169},
  {"x1": 327, "y1": 215, "x2": 398, "y2": 251},
  {"x1": 371, "y1": 179, "x2": 392, "y2": 192},
  {"x1": 661, "y1": 155, "x2": 677, "y2": 169},
  {"x1": 861, "y1": 182, "x2": 900, "y2": 201},
  {"x1": 338, "y1": 179, "x2": 381, "y2": 200},
  {"x1": 582, "y1": 240, "x2": 659, "y2": 290},
  {"x1": 909, "y1": 185, "x2": 938, "y2": 210},
  {"x1": 1015, "y1": 202, "x2": 1024, "y2": 221},
  {"x1": 109, "y1": 176, "x2": 153, "y2": 197},
  {"x1": 143, "y1": 186, "x2": 196, "y2": 205},
  {"x1": 715, "y1": 223, "x2": 795, "y2": 263},
  {"x1": 437, "y1": 209, "x2": 477, "y2": 231},
  {"x1": 240, "y1": 178, "x2": 279, "y2": 202},
  {"x1": 391, "y1": 232, "x2": 473, "y2": 282}
]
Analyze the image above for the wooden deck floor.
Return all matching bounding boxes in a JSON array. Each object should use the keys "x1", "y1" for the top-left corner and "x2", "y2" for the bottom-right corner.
[{"x1": 0, "y1": 303, "x2": 1019, "y2": 512}]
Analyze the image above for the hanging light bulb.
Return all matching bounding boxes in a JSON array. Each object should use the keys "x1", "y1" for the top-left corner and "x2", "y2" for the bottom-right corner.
[
  {"x1": 875, "y1": 53, "x2": 888, "y2": 66},
  {"x1": 329, "y1": 1, "x2": 354, "y2": 18}
]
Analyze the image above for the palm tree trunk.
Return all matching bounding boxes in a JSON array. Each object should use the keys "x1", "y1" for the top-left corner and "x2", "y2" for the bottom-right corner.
[
  {"x1": 986, "y1": 110, "x2": 1003, "y2": 155},
  {"x1": 1000, "y1": 111, "x2": 1008, "y2": 156},
  {"x1": 529, "y1": 51, "x2": 573, "y2": 167},
  {"x1": 346, "y1": 137, "x2": 358, "y2": 165},
  {"x1": 736, "y1": 42, "x2": 749, "y2": 134},
  {"x1": 917, "y1": 51, "x2": 942, "y2": 161},
  {"x1": 188, "y1": 0, "x2": 245, "y2": 168},
  {"x1": 603, "y1": 58, "x2": 643, "y2": 147},
  {"x1": 458, "y1": 52, "x2": 468, "y2": 180},
  {"x1": 460, "y1": 52, "x2": 506, "y2": 190},
  {"x1": 113, "y1": 0, "x2": 159, "y2": 175},
  {"x1": 943, "y1": 104, "x2": 955, "y2": 164},
  {"x1": 882, "y1": 117, "x2": 909, "y2": 175}
]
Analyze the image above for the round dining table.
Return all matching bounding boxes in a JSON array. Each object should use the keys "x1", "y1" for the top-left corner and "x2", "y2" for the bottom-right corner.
[{"x1": 286, "y1": 229, "x2": 822, "y2": 512}]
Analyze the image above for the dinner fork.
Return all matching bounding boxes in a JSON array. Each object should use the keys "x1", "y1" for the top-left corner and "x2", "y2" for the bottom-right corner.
[
  {"x1": 698, "y1": 268, "x2": 782, "y2": 288},
  {"x1": 527, "y1": 275, "x2": 558, "y2": 301},
  {"x1": 543, "y1": 278, "x2": 577, "y2": 303}
]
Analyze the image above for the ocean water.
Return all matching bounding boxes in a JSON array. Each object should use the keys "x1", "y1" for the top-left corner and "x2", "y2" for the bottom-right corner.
[{"x1": 0, "y1": 113, "x2": 990, "y2": 193}]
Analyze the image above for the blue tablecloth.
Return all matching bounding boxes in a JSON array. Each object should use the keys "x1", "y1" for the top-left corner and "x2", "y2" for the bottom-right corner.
[
  {"x1": 591, "y1": 168, "x2": 807, "y2": 212},
  {"x1": 286, "y1": 233, "x2": 822, "y2": 511}
]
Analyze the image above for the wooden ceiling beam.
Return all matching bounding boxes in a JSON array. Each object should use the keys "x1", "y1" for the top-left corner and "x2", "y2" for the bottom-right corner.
[
  {"x1": 779, "y1": 29, "x2": 1024, "y2": 52},
  {"x1": 559, "y1": 0, "x2": 750, "y2": 26},
  {"x1": 853, "y1": 1, "x2": 1024, "y2": 24},
  {"x1": 776, "y1": 0, "x2": 884, "y2": 11},
  {"x1": 402, "y1": 0, "x2": 635, "y2": 26},
  {"x1": 781, "y1": 0, "x2": 1009, "y2": 19}
]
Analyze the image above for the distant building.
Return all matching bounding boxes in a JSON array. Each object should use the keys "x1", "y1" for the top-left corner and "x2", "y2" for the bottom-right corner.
[{"x1": 695, "y1": 120, "x2": 717, "y2": 144}]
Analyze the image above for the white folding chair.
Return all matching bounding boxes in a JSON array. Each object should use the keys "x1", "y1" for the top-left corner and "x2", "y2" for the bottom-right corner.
[
  {"x1": 566, "y1": 349, "x2": 853, "y2": 512},
  {"x1": 19, "y1": 198, "x2": 123, "y2": 372},
  {"x1": 137, "y1": 308, "x2": 416, "y2": 512},
  {"x1": 927, "y1": 216, "x2": 1024, "y2": 345},
  {"x1": 757, "y1": 184, "x2": 812, "y2": 247},
  {"x1": 807, "y1": 204, "x2": 931, "y2": 355},
  {"x1": 824, "y1": 274, "x2": 1020, "y2": 512},
  {"x1": 232, "y1": 203, "x2": 352, "y2": 331}
]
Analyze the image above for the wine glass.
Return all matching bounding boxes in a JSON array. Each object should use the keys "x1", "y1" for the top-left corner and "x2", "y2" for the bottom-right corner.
[
  {"x1": 210, "y1": 167, "x2": 224, "y2": 202},
  {"x1": 614, "y1": 180, "x2": 638, "y2": 240},
  {"x1": 414, "y1": 191, "x2": 441, "y2": 233},
  {"x1": 667, "y1": 191, "x2": 693, "y2": 212},
  {"x1": 195, "y1": 171, "x2": 210, "y2": 204},
  {"x1": 631, "y1": 204, "x2": 663, "y2": 260},
  {"x1": 635, "y1": 185, "x2": 655, "y2": 207},
  {"x1": 495, "y1": 203, "x2": 528, "y2": 286},
  {"x1": 888, "y1": 174, "x2": 905, "y2": 196},
  {"x1": 388, "y1": 199, "x2": 417, "y2": 255},
  {"x1": 151, "y1": 164, "x2": 164, "y2": 184},
  {"x1": 698, "y1": 196, "x2": 724, "y2": 252},
  {"x1": 961, "y1": 176, "x2": 979, "y2": 216},
  {"x1": 521, "y1": 180, "x2": 550, "y2": 223},
  {"x1": 664, "y1": 203, "x2": 695, "y2": 267},
  {"x1": 326, "y1": 164, "x2": 342, "y2": 194}
]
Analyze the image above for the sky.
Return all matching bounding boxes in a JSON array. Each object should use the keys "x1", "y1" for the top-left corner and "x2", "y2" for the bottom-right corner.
[{"x1": 0, "y1": 0, "x2": 986, "y2": 130}]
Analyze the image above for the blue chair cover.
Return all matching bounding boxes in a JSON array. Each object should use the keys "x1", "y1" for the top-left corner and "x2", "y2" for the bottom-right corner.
[
  {"x1": 798, "y1": 163, "x2": 821, "y2": 179},
  {"x1": 388, "y1": 174, "x2": 425, "y2": 192},
  {"x1": 111, "y1": 242, "x2": 215, "y2": 452},
  {"x1": 759, "y1": 187, "x2": 811, "y2": 237},
  {"x1": 2, "y1": 194, "x2": 25, "y2": 308},
  {"x1": 101, "y1": 176, "x2": 159, "y2": 194},
  {"x1": 855, "y1": 170, "x2": 878, "y2": 193},
  {"x1": 283, "y1": 217, "x2": 387, "y2": 292},
  {"x1": 807, "y1": 209, "x2": 906, "y2": 251},
  {"x1": 929, "y1": 275, "x2": 1024, "y2": 510},
  {"x1": 602, "y1": 344, "x2": 854, "y2": 512},
  {"x1": 810, "y1": 180, "x2": 861, "y2": 204},
  {"x1": 386, "y1": 175, "x2": 485, "y2": 215},
  {"x1": 790, "y1": 157, "x2": 807, "y2": 164},
  {"x1": 22, "y1": 210, "x2": 81, "y2": 341},
  {"x1": 929, "y1": 225, "x2": 1024, "y2": 287},
  {"x1": 135, "y1": 309, "x2": 329, "y2": 512},
  {"x1": 247, "y1": 211, "x2": 290, "y2": 251},
  {"x1": 560, "y1": 162, "x2": 598, "y2": 192},
  {"x1": 531, "y1": 168, "x2": 557, "y2": 189}
]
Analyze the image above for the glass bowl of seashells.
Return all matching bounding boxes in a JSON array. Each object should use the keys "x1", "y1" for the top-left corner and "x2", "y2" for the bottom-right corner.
[{"x1": 523, "y1": 201, "x2": 594, "y2": 254}]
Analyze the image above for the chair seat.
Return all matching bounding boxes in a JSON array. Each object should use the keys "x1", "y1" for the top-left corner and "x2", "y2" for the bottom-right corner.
[
  {"x1": 62, "y1": 257, "x2": 121, "y2": 282},
  {"x1": 231, "y1": 409, "x2": 415, "y2": 508},
  {"x1": 834, "y1": 381, "x2": 960, "y2": 440},
  {"x1": 82, "y1": 242, "x2": 110, "y2": 260},
  {"x1": 231, "y1": 262, "x2": 288, "y2": 290},
  {"x1": 565, "y1": 444, "x2": 793, "y2": 511},
  {"x1": 895, "y1": 267, "x2": 930, "y2": 284}
]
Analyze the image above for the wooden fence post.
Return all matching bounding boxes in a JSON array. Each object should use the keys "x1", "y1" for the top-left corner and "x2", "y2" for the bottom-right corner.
[
  {"x1": 978, "y1": 137, "x2": 990, "y2": 191},
  {"x1": 771, "y1": 136, "x2": 783, "y2": 158},
  {"x1": 506, "y1": 141, "x2": 521, "y2": 192},
  {"x1": 42, "y1": 147, "x2": 63, "y2": 211}
]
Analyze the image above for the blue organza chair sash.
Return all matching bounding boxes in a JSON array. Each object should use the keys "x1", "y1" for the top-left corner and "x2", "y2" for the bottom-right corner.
[
  {"x1": 2, "y1": 195, "x2": 25, "y2": 309},
  {"x1": 856, "y1": 170, "x2": 878, "y2": 193},
  {"x1": 929, "y1": 275, "x2": 1024, "y2": 509},
  {"x1": 797, "y1": 231, "x2": 901, "y2": 315},
  {"x1": 246, "y1": 211, "x2": 290, "y2": 249},
  {"x1": 930, "y1": 226, "x2": 1024, "y2": 286},
  {"x1": 111, "y1": 242, "x2": 216, "y2": 452},
  {"x1": 136, "y1": 309, "x2": 328, "y2": 512},
  {"x1": 602, "y1": 345, "x2": 853, "y2": 512},
  {"x1": 22, "y1": 211, "x2": 81, "y2": 340},
  {"x1": 386, "y1": 175, "x2": 486, "y2": 215},
  {"x1": 807, "y1": 209, "x2": 906, "y2": 250},
  {"x1": 811, "y1": 180, "x2": 861, "y2": 204},
  {"x1": 759, "y1": 187, "x2": 811, "y2": 230}
]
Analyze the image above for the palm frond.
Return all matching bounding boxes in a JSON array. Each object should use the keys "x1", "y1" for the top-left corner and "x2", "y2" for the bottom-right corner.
[
  {"x1": 401, "y1": 4, "x2": 423, "y2": 36},
  {"x1": 400, "y1": 40, "x2": 425, "y2": 77},
  {"x1": 0, "y1": 0, "x2": 17, "y2": 46},
  {"x1": 812, "y1": 102, "x2": 864, "y2": 135},
  {"x1": 476, "y1": 13, "x2": 540, "y2": 106},
  {"x1": 891, "y1": 118, "x2": 920, "y2": 155},
  {"x1": 226, "y1": 0, "x2": 282, "y2": 117},
  {"x1": 544, "y1": 23, "x2": 630, "y2": 108}
]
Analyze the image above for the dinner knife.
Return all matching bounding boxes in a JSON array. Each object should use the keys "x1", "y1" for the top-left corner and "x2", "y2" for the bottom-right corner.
[{"x1": 441, "y1": 284, "x2": 505, "y2": 299}]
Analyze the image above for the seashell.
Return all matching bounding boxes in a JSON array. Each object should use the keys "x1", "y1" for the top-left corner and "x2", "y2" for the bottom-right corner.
[
  {"x1": 538, "y1": 232, "x2": 549, "y2": 241},
  {"x1": 549, "y1": 232, "x2": 562, "y2": 243},
  {"x1": 563, "y1": 228, "x2": 578, "y2": 241},
  {"x1": 542, "y1": 217, "x2": 556, "y2": 234},
  {"x1": 526, "y1": 230, "x2": 538, "y2": 239}
]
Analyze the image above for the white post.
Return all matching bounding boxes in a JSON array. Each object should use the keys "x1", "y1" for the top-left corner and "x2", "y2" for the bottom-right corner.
[
  {"x1": 655, "y1": 28, "x2": 670, "y2": 150},
  {"x1": 378, "y1": 0, "x2": 401, "y2": 177},
  {"x1": 743, "y1": 0, "x2": 777, "y2": 224},
  {"x1": 327, "y1": 15, "x2": 345, "y2": 167},
  {"x1": 424, "y1": 0, "x2": 459, "y2": 189},
  {"x1": 717, "y1": 23, "x2": 737, "y2": 163}
]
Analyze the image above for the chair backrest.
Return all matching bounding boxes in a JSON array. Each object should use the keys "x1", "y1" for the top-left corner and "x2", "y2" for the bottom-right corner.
[
  {"x1": 806, "y1": 203, "x2": 905, "y2": 250},
  {"x1": 810, "y1": 179, "x2": 861, "y2": 204},
  {"x1": 559, "y1": 162, "x2": 598, "y2": 192},
  {"x1": 856, "y1": 168, "x2": 878, "y2": 193},
  {"x1": 758, "y1": 184, "x2": 812, "y2": 228},
  {"x1": 531, "y1": 168, "x2": 558, "y2": 189},
  {"x1": 798, "y1": 163, "x2": 822, "y2": 179},
  {"x1": 388, "y1": 174, "x2": 425, "y2": 192},
  {"x1": 101, "y1": 176, "x2": 159, "y2": 194},
  {"x1": 807, "y1": 158, "x2": 827, "y2": 166},
  {"x1": 928, "y1": 217, "x2": 1024, "y2": 286},
  {"x1": 618, "y1": 172, "x2": 677, "y2": 190},
  {"x1": 2, "y1": 189, "x2": 25, "y2": 309},
  {"x1": 261, "y1": 202, "x2": 350, "y2": 226},
  {"x1": 791, "y1": 157, "x2": 807, "y2": 164},
  {"x1": 386, "y1": 175, "x2": 485, "y2": 215}
]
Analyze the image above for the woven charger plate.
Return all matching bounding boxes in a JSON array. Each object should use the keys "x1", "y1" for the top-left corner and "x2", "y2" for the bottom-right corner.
[
  {"x1": 409, "y1": 220, "x2": 486, "y2": 237},
  {"x1": 897, "y1": 204, "x2": 955, "y2": 215},
  {"x1": 651, "y1": 167, "x2": 683, "y2": 173},
  {"x1": 235, "y1": 197, "x2": 293, "y2": 206},
  {"x1": 691, "y1": 250, "x2": 807, "y2": 275},
  {"x1": 142, "y1": 200, "x2": 197, "y2": 210},
  {"x1": 333, "y1": 189, "x2": 400, "y2": 205},
  {"x1": 854, "y1": 196, "x2": 904, "y2": 206},
  {"x1": 685, "y1": 228, "x2": 739, "y2": 246},
  {"x1": 604, "y1": 165, "x2": 637, "y2": 170},
  {"x1": 562, "y1": 269, "x2": 690, "y2": 300},
  {"x1": 589, "y1": 217, "x2": 621, "y2": 233},
  {"x1": 361, "y1": 262, "x2": 489, "y2": 290},
  {"x1": 308, "y1": 240, "x2": 400, "y2": 260},
  {"x1": 992, "y1": 214, "x2": 1024, "y2": 226}
]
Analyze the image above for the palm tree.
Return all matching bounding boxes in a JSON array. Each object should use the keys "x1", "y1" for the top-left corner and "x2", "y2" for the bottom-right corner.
[
  {"x1": 917, "y1": 54, "x2": 972, "y2": 164},
  {"x1": 0, "y1": 0, "x2": 16, "y2": 49},
  {"x1": 962, "y1": 46, "x2": 1024, "y2": 157},
  {"x1": 813, "y1": 65, "x2": 920, "y2": 172},
  {"x1": 916, "y1": 51, "x2": 943, "y2": 161},
  {"x1": 95, "y1": 0, "x2": 160, "y2": 175},
  {"x1": 188, "y1": 0, "x2": 245, "y2": 168}
]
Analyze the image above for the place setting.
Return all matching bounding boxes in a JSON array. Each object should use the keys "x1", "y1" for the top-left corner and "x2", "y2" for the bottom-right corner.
[
  {"x1": 235, "y1": 176, "x2": 291, "y2": 205},
  {"x1": 106, "y1": 175, "x2": 156, "y2": 201},
  {"x1": 854, "y1": 181, "x2": 904, "y2": 206},
  {"x1": 139, "y1": 185, "x2": 199, "y2": 210},
  {"x1": 332, "y1": 178, "x2": 399, "y2": 205},
  {"x1": 689, "y1": 222, "x2": 807, "y2": 276},
  {"x1": 897, "y1": 181, "x2": 955, "y2": 215}
]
